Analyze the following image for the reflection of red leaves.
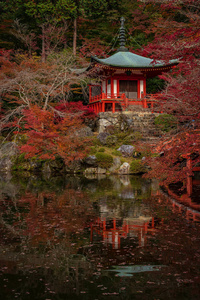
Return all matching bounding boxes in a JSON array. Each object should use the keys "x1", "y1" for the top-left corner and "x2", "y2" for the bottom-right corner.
[{"x1": 15, "y1": 190, "x2": 94, "y2": 246}]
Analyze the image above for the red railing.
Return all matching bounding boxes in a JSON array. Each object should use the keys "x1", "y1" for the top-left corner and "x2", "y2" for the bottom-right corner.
[{"x1": 89, "y1": 91, "x2": 164, "y2": 112}]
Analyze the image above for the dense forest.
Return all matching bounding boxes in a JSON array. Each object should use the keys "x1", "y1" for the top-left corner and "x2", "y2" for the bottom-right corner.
[{"x1": 0, "y1": 0, "x2": 199, "y2": 187}]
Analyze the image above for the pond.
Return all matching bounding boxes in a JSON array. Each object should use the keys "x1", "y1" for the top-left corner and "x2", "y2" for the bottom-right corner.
[{"x1": 0, "y1": 173, "x2": 200, "y2": 300}]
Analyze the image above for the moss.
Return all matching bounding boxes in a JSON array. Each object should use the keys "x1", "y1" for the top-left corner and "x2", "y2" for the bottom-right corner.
[
  {"x1": 111, "y1": 150, "x2": 122, "y2": 156},
  {"x1": 130, "y1": 159, "x2": 147, "y2": 174},
  {"x1": 89, "y1": 146, "x2": 97, "y2": 155},
  {"x1": 98, "y1": 147, "x2": 105, "y2": 152},
  {"x1": 106, "y1": 135, "x2": 117, "y2": 147},
  {"x1": 154, "y1": 114, "x2": 177, "y2": 132},
  {"x1": 95, "y1": 152, "x2": 113, "y2": 169}
]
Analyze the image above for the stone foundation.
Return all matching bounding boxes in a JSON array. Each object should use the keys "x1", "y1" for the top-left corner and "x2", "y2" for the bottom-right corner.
[{"x1": 97, "y1": 111, "x2": 161, "y2": 137}]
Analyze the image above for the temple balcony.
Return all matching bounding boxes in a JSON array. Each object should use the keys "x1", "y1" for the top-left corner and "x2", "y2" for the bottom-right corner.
[{"x1": 89, "y1": 89, "x2": 163, "y2": 114}]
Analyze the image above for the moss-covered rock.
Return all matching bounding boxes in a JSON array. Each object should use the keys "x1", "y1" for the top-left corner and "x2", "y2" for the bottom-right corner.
[
  {"x1": 95, "y1": 152, "x2": 113, "y2": 169},
  {"x1": 130, "y1": 159, "x2": 147, "y2": 174},
  {"x1": 105, "y1": 135, "x2": 118, "y2": 147}
]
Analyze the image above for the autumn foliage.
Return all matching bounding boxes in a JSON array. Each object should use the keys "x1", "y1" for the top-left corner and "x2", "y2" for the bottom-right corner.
[
  {"x1": 144, "y1": 129, "x2": 200, "y2": 185},
  {"x1": 54, "y1": 101, "x2": 96, "y2": 122},
  {"x1": 14, "y1": 105, "x2": 89, "y2": 164}
]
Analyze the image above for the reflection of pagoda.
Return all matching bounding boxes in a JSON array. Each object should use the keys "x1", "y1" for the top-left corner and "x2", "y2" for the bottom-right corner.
[
  {"x1": 157, "y1": 189, "x2": 200, "y2": 223},
  {"x1": 90, "y1": 201, "x2": 160, "y2": 249}
]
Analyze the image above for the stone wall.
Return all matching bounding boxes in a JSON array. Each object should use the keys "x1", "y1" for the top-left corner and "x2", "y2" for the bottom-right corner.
[{"x1": 97, "y1": 111, "x2": 161, "y2": 137}]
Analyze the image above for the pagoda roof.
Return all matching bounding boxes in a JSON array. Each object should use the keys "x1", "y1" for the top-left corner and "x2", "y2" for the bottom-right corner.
[{"x1": 91, "y1": 51, "x2": 178, "y2": 69}]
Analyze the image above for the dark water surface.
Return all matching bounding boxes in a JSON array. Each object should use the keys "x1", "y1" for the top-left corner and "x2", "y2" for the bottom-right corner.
[{"x1": 0, "y1": 173, "x2": 200, "y2": 300}]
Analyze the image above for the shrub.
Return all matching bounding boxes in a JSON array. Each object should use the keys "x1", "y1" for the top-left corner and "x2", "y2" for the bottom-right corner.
[
  {"x1": 154, "y1": 114, "x2": 177, "y2": 132},
  {"x1": 130, "y1": 159, "x2": 147, "y2": 174},
  {"x1": 89, "y1": 146, "x2": 97, "y2": 154},
  {"x1": 106, "y1": 135, "x2": 117, "y2": 147},
  {"x1": 123, "y1": 135, "x2": 134, "y2": 145},
  {"x1": 98, "y1": 147, "x2": 105, "y2": 152},
  {"x1": 96, "y1": 152, "x2": 113, "y2": 169}
]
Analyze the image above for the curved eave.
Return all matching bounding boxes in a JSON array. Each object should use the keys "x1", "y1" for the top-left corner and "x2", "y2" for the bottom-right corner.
[
  {"x1": 94, "y1": 63, "x2": 177, "y2": 72},
  {"x1": 70, "y1": 64, "x2": 92, "y2": 74},
  {"x1": 91, "y1": 53, "x2": 178, "y2": 70}
]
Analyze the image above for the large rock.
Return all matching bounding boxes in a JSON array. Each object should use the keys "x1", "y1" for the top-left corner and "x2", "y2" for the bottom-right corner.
[
  {"x1": 109, "y1": 157, "x2": 121, "y2": 173},
  {"x1": 97, "y1": 132, "x2": 110, "y2": 145},
  {"x1": 117, "y1": 145, "x2": 135, "y2": 157},
  {"x1": 84, "y1": 167, "x2": 107, "y2": 175},
  {"x1": 0, "y1": 142, "x2": 19, "y2": 173},
  {"x1": 84, "y1": 155, "x2": 97, "y2": 166},
  {"x1": 75, "y1": 126, "x2": 94, "y2": 138},
  {"x1": 65, "y1": 160, "x2": 82, "y2": 173},
  {"x1": 0, "y1": 142, "x2": 19, "y2": 157},
  {"x1": 118, "y1": 162, "x2": 130, "y2": 174}
]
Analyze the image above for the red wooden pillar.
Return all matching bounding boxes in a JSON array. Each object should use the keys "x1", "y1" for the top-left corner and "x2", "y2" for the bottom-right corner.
[
  {"x1": 143, "y1": 97, "x2": 147, "y2": 108},
  {"x1": 112, "y1": 102, "x2": 115, "y2": 113},
  {"x1": 113, "y1": 218, "x2": 116, "y2": 230},
  {"x1": 102, "y1": 101, "x2": 105, "y2": 112}
]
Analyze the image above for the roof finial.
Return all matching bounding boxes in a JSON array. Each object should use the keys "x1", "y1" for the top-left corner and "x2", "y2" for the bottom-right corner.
[{"x1": 118, "y1": 17, "x2": 128, "y2": 52}]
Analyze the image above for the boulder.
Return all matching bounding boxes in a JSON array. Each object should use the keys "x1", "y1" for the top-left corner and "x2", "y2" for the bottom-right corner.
[
  {"x1": 0, "y1": 142, "x2": 19, "y2": 173},
  {"x1": 84, "y1": 167, "x2": 97, "y2": 175},
  {"x1": 97, "y1": 132, "x2": 110, "y2": 145},
  {"x1": 109, "y1": 157, "x2": 121, "y2": 173},
  {"x1": 117, "y1": 145, "x2": 135, "y2": 157},
  {"x1": 0, "y1": 142, "x2": 19, "y2": 158},
  {"x1": 75, "y1": 126, "x2": 94, "y2": 138},
  {"x1": 0, "y1": 157, "x2": 13, "y2": 173},
  {"x1": 118, "y1": 162, "x2": 130, "y2": 174},
  {"x1": 65, "y1": 160, "x2": 82, "y2": 173},
  {"x1": 97, "y1": 167, "x2": 107, "y2": 174},
  {"x1": 84, "y1": 155, "x2": 97, "y2": 166}
]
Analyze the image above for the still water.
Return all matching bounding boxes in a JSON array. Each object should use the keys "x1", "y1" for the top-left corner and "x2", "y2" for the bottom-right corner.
[{"x1": 0, "y1": 173, "x2": 200, "y2": 300}]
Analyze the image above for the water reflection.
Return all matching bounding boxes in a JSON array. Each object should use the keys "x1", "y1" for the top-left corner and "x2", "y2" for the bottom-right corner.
[{"x1": 0, "y1": 173, "x2": 200, "y2": 299}]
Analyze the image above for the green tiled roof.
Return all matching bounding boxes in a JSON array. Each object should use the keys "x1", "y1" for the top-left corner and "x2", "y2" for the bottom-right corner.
[{"x1": 91, "y1": 51, "x2": 177, "y2": 68}]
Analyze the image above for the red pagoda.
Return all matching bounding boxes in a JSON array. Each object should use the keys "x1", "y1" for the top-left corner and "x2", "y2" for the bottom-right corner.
[{"x1": 88, "y1": 17, "x2": 178, "y2": 114}]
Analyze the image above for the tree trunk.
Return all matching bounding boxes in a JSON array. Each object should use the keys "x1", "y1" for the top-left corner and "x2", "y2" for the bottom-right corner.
[{"x1": 73, "y1": 18, "x2": 77, "y2": 56}]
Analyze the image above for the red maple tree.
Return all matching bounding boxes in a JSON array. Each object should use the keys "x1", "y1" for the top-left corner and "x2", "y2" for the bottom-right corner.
[
  {"x1": 14, "y1": 105, "x2": 90, "y2": 164},
  {"x1": 136, "y1": 0, "x2": 200, "y2": 186}
]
